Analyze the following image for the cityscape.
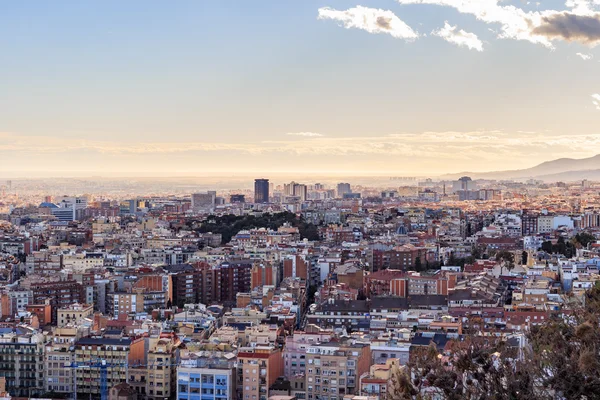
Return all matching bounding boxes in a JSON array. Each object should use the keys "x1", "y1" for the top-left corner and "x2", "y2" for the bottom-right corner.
[{"x1": 4, "y1": 1, "x2": 600, "y2": 400}]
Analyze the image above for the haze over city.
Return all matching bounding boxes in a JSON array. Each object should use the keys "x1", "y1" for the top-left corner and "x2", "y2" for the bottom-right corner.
[{"x1": 3, "y1": 1, "x2": 600, "y2": 177}]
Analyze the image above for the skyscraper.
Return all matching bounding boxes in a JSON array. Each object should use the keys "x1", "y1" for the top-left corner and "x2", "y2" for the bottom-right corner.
[
  {"x1": 337, "y1": 182, "x2": 351, "y2": 198},
  {"x1": 254, "y1": 178, "x2": 269, "y2": 203}
]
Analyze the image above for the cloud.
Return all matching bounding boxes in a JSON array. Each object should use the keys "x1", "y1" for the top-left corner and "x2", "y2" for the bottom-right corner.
[
  {"x1": 286, "y1": 132, "x2": 324, "y2": 137},
  {"x1": 591, "y1": 93, "x2": 600, "y2": 109},
  {"x1": 432, "y1": 21, "x2": 484, "y2": 51},
  {"x1": 576, "y1": 52, "x2": 593, "y2": 59},
  {"x1": 317, "y1": 6, "x2": 418, "y2": 40},
  {"x1": 532, "y1": 12, "x2": 600, "y2": 44},
  {"x1": 395, "y1": 0, "x2": 600, "y2": 47}
]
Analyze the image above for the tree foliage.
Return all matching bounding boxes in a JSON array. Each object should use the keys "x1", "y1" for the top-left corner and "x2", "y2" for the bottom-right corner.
[
  {"x1": 496, "y1": 250, "x2": 515, "y2": 275},
  {"x1": 189, "y1": 211, "x2": 320, "y2": 244},
  {"x1": 389, "y1": 284, "x2": 600, "y2": 400}
]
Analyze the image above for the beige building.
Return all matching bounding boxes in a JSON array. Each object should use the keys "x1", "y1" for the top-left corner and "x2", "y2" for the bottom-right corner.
[
  {"x1": 44, "y1": 326, "x2": 89, "y2": 395},
  {"x1": 62, "y1": 253, "x2": 104, "y2": 272},
  {"x1": 127, "y1": 334, "x2": 181, "y2": 400},
  {"x1": 305, "y1": 342, "x2": 372, "y2": 400},
  {"x1": 107, "y1": 293, "x2": 144, "y2": 316},
  {"x1": 57, "y1": 303, "x2": 94, "y2": 327}
]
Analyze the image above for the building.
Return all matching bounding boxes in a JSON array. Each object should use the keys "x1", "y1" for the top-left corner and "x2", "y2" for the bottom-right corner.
[
  {"x1": 109, "y1": 383, "x2": 138, "y2": 400},
  {"x1": 0, "y1": 331, "x2": 45, "y2": 397},
  {"x1": 230, "y1": 194, "x2": 246, "y2": 204},
  {"x1": 191, "y1": 192, "x2": 216, "y2": 213},
  {"x1": 237, "y1": 346, "x2": 284, "y2": 400},
  {"x1": 305, "y1": 342, "x2": 371, "y2": 398},
  {"x1": 337, "y1": 183, "x2": 351, "y2": 198},
  {"x1": 176, "y1": 356, "x2": 236, "y2": 400},
  {"x1": 283, "y1": 327, "x2": 333, "y2": 377},
  {"x1": 128, "y1": 334, "x2": 181, "y2": 400},
  {"x1": 107, "y1": 292, "x2": 144, "y2": 317},
  {"x1": 29, "y1": 280, "x2": 84, "y2": 324},
  {"x1": 44, "y1": 326, "x2": 86, "y2": 395},
  {"x1": 50, "y1": 196, "x2": 88, "y2": 221},
  {"x1": 283, "y1": 182, "x2": 308, "y2": 202},
  {"x1": 74, "y1": 337, "x2": 145, "y2": 399},
  {"x1": 57, "y1": 303, "x2": 94, "y2": 327},
  {"x1": 255, "y1": 179, "x2": 270, "y2": 204}
]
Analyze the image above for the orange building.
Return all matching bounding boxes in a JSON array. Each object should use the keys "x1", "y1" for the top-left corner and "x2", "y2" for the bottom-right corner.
[
  {"x1": 283, "y1": 255, "x2": 308, "y2": 281},
  {"x1": 251, "y1": 262, "x2": 277, "y2": 289},
  {"x1": 26, "y1": 303, "x2": 52, "y2": 326},
  {"x1": 237, "y1": 346, "x2": 284, "y2": 400}
]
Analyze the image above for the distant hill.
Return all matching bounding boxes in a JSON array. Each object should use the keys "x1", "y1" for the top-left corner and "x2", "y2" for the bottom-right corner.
[{"x1": 441, "y1": 154, "x2": 600, "y2": 181}]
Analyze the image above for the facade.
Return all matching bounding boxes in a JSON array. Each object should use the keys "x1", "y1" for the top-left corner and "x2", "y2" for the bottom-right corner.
[
  {"x1": 44, "y1": 327, "x2": 83, "y2": 395},
  {"x1": 0, "y1": 331, "x2": 45, "y2": 397},
  {"x1": 177, "y1": 365, "x2": 235, "y2": 400},
  {"x1": 237, "y1": 346, "x2": 284, "y2": 400},
  {"x1": 107, "y1": 293, "x2": 144, "y2": 317},
  {"x1": 336, "y1": 183, "x2": 351, "y2": 198},
  {"x1": 254, "y1": 179, "x2": 270, "y2": 204},
  {"x1": 191, "y1": 192, "x2": 216, "y2": 213},
  {"x1": 305, "y1": 342, "x2": 371, "y2": 400},
  {"x1": 74, "y1": 337, "x2": 145, "y2": 399},
  {"x1": 57, "y1": 303, "x2": 94, "y2": 327}
]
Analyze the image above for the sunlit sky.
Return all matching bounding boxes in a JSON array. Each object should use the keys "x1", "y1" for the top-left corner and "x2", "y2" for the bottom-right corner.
[{"x1": 2, "y1": 0, "x2": 600, "y2": 177}]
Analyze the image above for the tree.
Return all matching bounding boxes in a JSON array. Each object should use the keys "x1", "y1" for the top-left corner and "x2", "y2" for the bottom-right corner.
[
  {"x1": 575, "y1": 232, "x2": 597, "y2": 248},
  {"x1": 496, "y1": 250, "x2": 515, "y2": 276},
  {"x1": 541, "y1": 241, "x2": 553, "y2": 254},
  {"x1": 521, "y1": 251, "x2": 528, "y2": 266},
  {"x1": 415, "y1": 256, "x2": 423, "y2": 271},
  {"x1": 526, "y1": 284, "x2": 600, "y2": 399},
  {"x1": 392, "y1": 284, "x2": 600, "y2": 400}
]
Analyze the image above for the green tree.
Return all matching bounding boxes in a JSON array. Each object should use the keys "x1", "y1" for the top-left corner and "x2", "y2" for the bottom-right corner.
[
  {"x1": 541, "y1": 241, "x2": 553, "y2": 254},
  {"x1": 575, "y1": 232, "x2": 597, "y2": 248},
  {"x1": 496, "y1": 250, "x2": 515, "y2": 276},
  {"x1": 415, "y1": 256, "x2": 423, "y2": 271}
]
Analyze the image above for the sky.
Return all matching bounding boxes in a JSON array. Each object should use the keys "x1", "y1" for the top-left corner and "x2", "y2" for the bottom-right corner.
[{"x1": 2, "y1": 0, "x2": 600, "y2": 178}]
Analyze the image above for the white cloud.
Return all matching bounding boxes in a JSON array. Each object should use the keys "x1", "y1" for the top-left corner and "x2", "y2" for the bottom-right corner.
[
  {"x1": 396, "y1": 0, "x2": 600, "y2": 48},
  {"x1": 576, "y1": 52, "x2": 593, "y2": 59},
  {"x1": 286, "y1": 132, "x2": 324, "y2": 137},
  {"x1": 317, "y1": 6, "x2": 418, "y2": 40},
  {"x1": 591, "y1": 93, "x2": 600, "y2": 109},
  {"x1": 432, "y1": 21, "x2": 484, "y2": 51}
]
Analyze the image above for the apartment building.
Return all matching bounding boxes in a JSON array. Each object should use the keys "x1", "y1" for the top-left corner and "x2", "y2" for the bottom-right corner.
[
  {"x1": 283, "y1": 327, "x2": 334, "y2": 377},
  {"x1": 128, "y1": 334, "x2": 181, "y2": 400},
  {"x1": 0, "y1": 331, "x2": 45, "y2": 397},
  {"x1": 57, "y1": 303, "x2": 94, "y2": 327},
  {"x1": 74, "y1": 337, "x2": 145, "y2": 399},
  {"x1": 44, "y1": 326, "x2": 89, "y2": 395},
  {"x1": 305, "y1": 342, "x2": 371, "y2": 400},
  {"x1": 176, "y1": 355, "x2": 236, "y2": 400},
  {"x1": 107, "y1": 293, "x2": 144, "y2": 317},
  {"x1": 237, "y1": 346, "x2": 284, "y2": 400}
]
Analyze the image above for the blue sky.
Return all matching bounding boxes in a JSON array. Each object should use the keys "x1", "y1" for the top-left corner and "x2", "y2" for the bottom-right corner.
[{"x1": 2, "y1": 0, "x2": 600, "y2": 177}]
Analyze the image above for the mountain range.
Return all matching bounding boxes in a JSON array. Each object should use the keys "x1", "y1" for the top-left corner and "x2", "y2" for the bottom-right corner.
[{"x1": 442, "y1": 154, "x2": 600, "y2": 181}]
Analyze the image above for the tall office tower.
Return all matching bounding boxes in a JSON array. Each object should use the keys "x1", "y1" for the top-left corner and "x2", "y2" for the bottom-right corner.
[
  {"x1": 337, "y1": 182, "x2": 351, "y2": 198},
  {"x1": 254, "y1": 178, "x2": 270, "y2": 203}
]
